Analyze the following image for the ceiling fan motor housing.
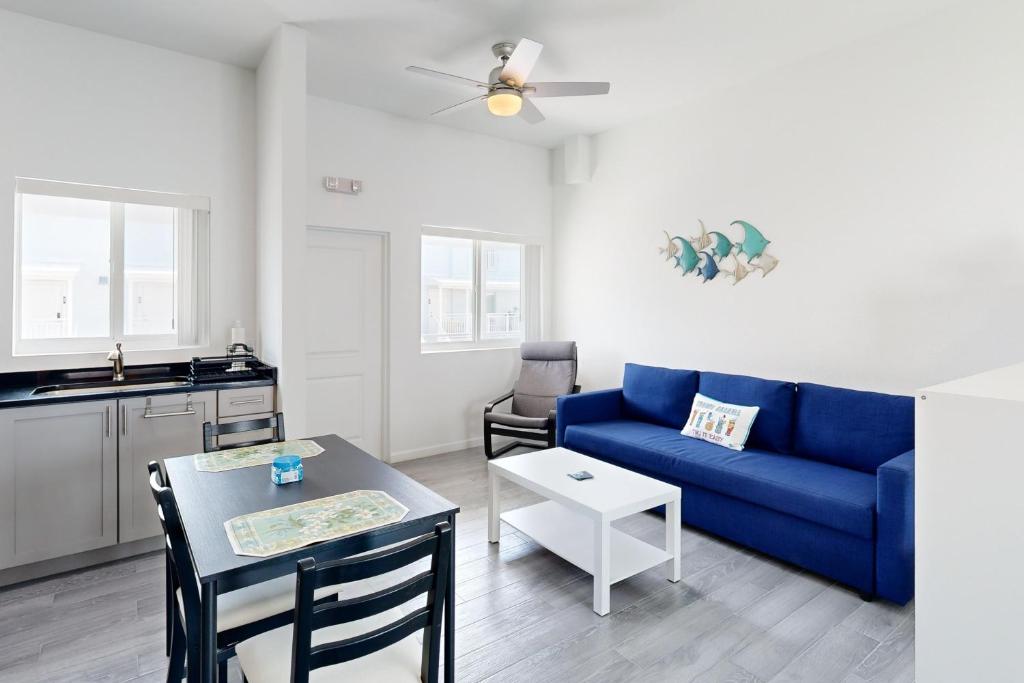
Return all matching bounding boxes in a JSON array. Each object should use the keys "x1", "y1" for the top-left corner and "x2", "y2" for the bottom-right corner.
[{"x1": 488, "y1": 65, "x2": 520, "y2": 91}]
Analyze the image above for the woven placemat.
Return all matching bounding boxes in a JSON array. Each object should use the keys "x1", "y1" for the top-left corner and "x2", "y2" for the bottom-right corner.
[
  {"x1": 224, "y1": 490, "x2": 410, "y2": 557},
  {"x1": 193, "y1": 439, "x2": 324, "y2": 472}
]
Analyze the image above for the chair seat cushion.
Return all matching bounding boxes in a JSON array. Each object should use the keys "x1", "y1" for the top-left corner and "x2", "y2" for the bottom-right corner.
[
  {"x1": 177, "y1": 574, "x2": 341, "y2": 633},
  {"x1": 235, "y1": 607, "x2": 422, "y2": 683},
  {"x1": 485, "y1": 412, "x2": 550, "y2": 430},
  {"x1": 564, "y1": 420, "x2": 877, "y2": 538}
]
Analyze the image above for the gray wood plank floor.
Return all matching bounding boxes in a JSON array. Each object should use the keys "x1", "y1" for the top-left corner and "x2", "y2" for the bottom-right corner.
[{"x1": 0, "y1": 446, "x2": 914, "y2": 682}]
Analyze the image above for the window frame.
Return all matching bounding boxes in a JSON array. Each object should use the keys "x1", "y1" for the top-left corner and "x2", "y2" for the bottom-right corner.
[
  {"x1": 13, "y1": 178, "x2": 210, "y2": 356},
  {"x1": 420, "y1": 226, "x2": 536, "y2": 353}
]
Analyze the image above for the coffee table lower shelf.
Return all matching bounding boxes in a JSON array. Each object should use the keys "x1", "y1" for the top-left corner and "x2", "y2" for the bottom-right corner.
[{"x1": 501, "y1": 500, "x2": 672, "y2": 584}]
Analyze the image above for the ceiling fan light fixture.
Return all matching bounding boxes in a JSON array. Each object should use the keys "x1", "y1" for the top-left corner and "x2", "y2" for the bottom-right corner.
[{"x1": 487, "y1": 90, "x2": 522, "y2": 117}]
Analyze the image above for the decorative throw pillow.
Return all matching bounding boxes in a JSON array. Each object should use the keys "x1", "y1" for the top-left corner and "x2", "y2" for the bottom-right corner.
[{"x1": 681, "y1": 392, "x2": 760, "y2": 451}]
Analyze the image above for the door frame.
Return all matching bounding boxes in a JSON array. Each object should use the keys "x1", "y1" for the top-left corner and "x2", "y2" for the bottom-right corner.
[{"x1": 305, "y1": 225, "x2": 391, "y2": 462}]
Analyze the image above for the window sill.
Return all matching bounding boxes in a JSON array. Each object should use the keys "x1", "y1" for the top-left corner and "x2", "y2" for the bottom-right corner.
[
  {"x1": 13, "y1": 342, "x2": 205, "y2": 358},
  {"x1": 421, "y1": 344, "x2": 521, "y2": 355}
]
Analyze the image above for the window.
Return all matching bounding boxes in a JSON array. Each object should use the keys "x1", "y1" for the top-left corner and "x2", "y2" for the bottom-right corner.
[
  {"x1": 14, "y1": 179, "x2": 209, "y2": 355},
  {"x1": 421, "y1": 229, "x2": 536, "y2": 350}
]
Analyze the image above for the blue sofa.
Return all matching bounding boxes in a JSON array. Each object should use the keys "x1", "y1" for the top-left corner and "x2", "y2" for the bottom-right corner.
[{"x1": 555, "y1": 363, "x2": 915, "y2": 604}]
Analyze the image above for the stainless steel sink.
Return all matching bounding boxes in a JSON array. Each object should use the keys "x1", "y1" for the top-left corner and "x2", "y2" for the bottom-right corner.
[{"x1": 33, "y1": 377, "x2": 192, "y2": 397}]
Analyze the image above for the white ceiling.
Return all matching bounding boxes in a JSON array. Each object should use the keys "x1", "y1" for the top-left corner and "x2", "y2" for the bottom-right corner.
[{"x1": 0, "y1": 0, "x2": 961, "y2": 148}]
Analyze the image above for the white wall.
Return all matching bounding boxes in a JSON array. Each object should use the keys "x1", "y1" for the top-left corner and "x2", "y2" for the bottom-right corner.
[
  {"x1": 0, "y1": 10, "x2": 257, "y2": 371},
  {"x1": 551, "y1": 0, "x2": 1024, "y2": 396},
  {"x1": 257, "y1": 25, "x2": 308, "y2": 435},
  {"x1": 306, "y1": 97, "x2": 551, "y2": 460}
]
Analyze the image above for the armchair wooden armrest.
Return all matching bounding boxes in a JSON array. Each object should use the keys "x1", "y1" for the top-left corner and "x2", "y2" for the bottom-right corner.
[{"x1": 484, "y1": 390, "x2": 515, "y2": 414}]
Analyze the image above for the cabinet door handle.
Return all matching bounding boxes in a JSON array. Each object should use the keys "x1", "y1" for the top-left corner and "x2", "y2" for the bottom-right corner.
[
  {"x1": 229, "y1": 397, "x2": 264, "y2": 406},
  {"x1": 144, "y1": 408, "x2": 197, "y2": 419},
  {"x1": 122, "y1": 404, "x2": 127, "y2": 435},
  {"x1": 106, "y1": 406, "x2": 111, "y2": 437}
]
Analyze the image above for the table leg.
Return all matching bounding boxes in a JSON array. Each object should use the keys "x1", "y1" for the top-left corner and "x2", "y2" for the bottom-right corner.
[
  {"x1": 487, "y1": 470, "x2": 500, "y2": 543},
  {"x1": 666, "y1": 496, "x2": 681, "y2": 582},
  {"x1": 593, "y1": 518, "x2": 611, "y2": 616},
  {"x1": 444, "y1": 512, "x2": 456, "y2": 683},
  {"x1": 200, "y1": 581, "x2": 217, "y2": 683}
]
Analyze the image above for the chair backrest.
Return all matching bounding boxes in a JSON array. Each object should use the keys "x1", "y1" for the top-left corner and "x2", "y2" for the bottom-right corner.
[
  {"x1": 512, "y1": 341, "x2": 578, "y2": 418},
  {"x1": 203, "y1": 412, "x2": 286, "y2": 452},
  {"x1": 147, "y1": 466, "x2": 202, "y2": 643},
  {"x1": 290, "y1": 522, "x2": 452, "y2": 683},
  {"x1": 147, "y1": 460, "x2": 165, "y2": 487}
]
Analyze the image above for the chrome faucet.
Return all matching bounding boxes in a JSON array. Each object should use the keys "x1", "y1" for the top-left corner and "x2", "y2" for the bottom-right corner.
[{"x1": 107, "y1": 342, "x2": 125, "y2": 382}]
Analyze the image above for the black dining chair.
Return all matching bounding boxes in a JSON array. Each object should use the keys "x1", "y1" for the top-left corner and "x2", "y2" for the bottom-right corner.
[
  {"x1": 234, "y1": 522, "x2": 452, "y2": 683},
  {"x1": 147, "y1": 461, "x2": 178, "y2": 661},
  {"x1": 148, "y1": 465, "x2": 341, "y2": 682},
  {"x1": 202, "y1": 413, "x2": 286, "y2": 452}
]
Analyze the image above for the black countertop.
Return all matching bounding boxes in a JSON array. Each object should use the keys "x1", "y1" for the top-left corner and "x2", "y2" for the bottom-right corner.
[{"x1": 0, "y1": 361, "x2": 277, "y2": 409}]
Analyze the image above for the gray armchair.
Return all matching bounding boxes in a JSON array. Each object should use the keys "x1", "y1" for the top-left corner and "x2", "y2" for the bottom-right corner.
[{"x1": 484, "y1": 341, "x2": 580, "y2": 459}]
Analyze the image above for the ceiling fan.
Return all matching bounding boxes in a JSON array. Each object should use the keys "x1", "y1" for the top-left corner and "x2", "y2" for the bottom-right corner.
[{"x1": 405, "y1": 38, "x2": 610, "y2": 124}]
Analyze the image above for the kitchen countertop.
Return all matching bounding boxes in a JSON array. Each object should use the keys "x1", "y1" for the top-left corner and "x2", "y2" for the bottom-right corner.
[{"x1": 0, "y1": 361, "x2": 276, "y2": 409}]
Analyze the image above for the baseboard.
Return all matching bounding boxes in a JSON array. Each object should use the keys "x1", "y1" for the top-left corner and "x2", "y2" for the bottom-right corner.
[
  {"x1": 0, "y1": 536, "x2": 164, "y2": 588},
  {"x1": 390, "y1": 436, "x2": 484, "y2": 463}
]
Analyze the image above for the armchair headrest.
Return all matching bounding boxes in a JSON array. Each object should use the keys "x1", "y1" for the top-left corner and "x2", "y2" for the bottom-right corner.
[{"x1": 521, "y1": 341, "x2": 577, "y2": 362}]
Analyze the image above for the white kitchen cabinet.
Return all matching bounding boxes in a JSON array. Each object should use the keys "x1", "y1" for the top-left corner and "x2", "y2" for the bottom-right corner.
[
  {"x1": 0, "y1": 400, "x2": 118, "y2": 569},
  {"x1": 117, "y1": 391, "x2": 216, "y2": 543}
]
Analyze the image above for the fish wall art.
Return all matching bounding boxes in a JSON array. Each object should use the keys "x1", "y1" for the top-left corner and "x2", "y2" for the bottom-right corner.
[{"x1": 658, "y1": 219, "x2": 779, "y2": 285}]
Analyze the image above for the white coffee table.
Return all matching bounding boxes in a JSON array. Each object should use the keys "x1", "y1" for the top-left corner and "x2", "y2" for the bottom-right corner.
[{"x1": 488, "y1": 447, "x2": 681, "y2": 615}]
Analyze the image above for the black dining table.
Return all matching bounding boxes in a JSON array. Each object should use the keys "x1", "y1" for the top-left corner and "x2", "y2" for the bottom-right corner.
[{"x1": 163, "y1": 433, "x2": 460, "y2": 683}]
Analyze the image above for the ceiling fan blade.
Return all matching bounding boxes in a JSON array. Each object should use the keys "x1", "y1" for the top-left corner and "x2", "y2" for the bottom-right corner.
[
  {"x1": 518, "y1": 97, "x2": 545, "y2": 125},
  {"x1": 525, "y1": 82, "x2": 611, "y2": 97},
  {"x1": 406, "y1": 66, "x2": 488, "y2": 89},
  {"x1": 431, "y1": 95, "x2": 486, "y2": 116},
  {"x1": 500, "y1": 38, "x2": 543, "y2": 87}
]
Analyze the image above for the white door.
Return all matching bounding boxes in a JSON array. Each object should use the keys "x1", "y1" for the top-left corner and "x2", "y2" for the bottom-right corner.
[
  {"x1": 305, "y1": 228, "x2": 385, "y2": 458},
  {"x1": 22, "y1": 278, "x2": 69, "y2": 338},
  {"x1": 127, "y1": 276, "x2": 174, "y2": 335}
]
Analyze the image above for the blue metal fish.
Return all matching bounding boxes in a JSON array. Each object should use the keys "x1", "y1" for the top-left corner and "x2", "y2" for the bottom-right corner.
[
  {"x1": 731, "y1": 220, "x2": 770, "y2": 261},
  {"x1": 709, "y1": 231, "x2": 734, "y2": 261},
  {"x1": 698, "y1": 251, "x2": 719, "y2": 282},
  {"x1": 673, "y1": 236, "x2": 700, "y2": 275}
]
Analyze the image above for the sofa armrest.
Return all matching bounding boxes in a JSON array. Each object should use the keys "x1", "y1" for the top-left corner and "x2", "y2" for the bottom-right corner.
[
  {"x1": 876, "y1": 449, "x2": 915, "y2": 604},
  {"x1": 556, "y1": 389, "x2": 623, "y2": 447}
]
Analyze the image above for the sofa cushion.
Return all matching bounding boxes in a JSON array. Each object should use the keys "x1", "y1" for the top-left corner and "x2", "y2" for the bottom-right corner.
[
  {"x1": 698, "y1": 372, "x2": 796, "y2": 453},
  {"x1": 564, "y1": 420, "x2": 876, "y2": 538},
  {"x1": 794, "y1": 383, "x2": 914, "y2": 473},
  {"x1": 682, "y1": 392, "x2": 760, "y2": 451},
  {"x1": 622, "y1": 363, "x2": 698, "y2": 429}
]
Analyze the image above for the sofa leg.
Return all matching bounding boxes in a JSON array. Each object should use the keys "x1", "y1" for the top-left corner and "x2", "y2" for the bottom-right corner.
[{"x1": 859, "y1": 592, "x2": 875, "y2": 602}]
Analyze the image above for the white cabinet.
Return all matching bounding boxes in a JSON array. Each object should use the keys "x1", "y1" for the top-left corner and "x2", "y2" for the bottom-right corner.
[
  {"x1": 917, "y1": 363, "x2": 1024, "y2": 682},
  {"x1": 117, "y1": 391, "x2": 216, "y2": 543},
  {"x1": 0, "y1": 400, "x2": 118, "y2": 569}
]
